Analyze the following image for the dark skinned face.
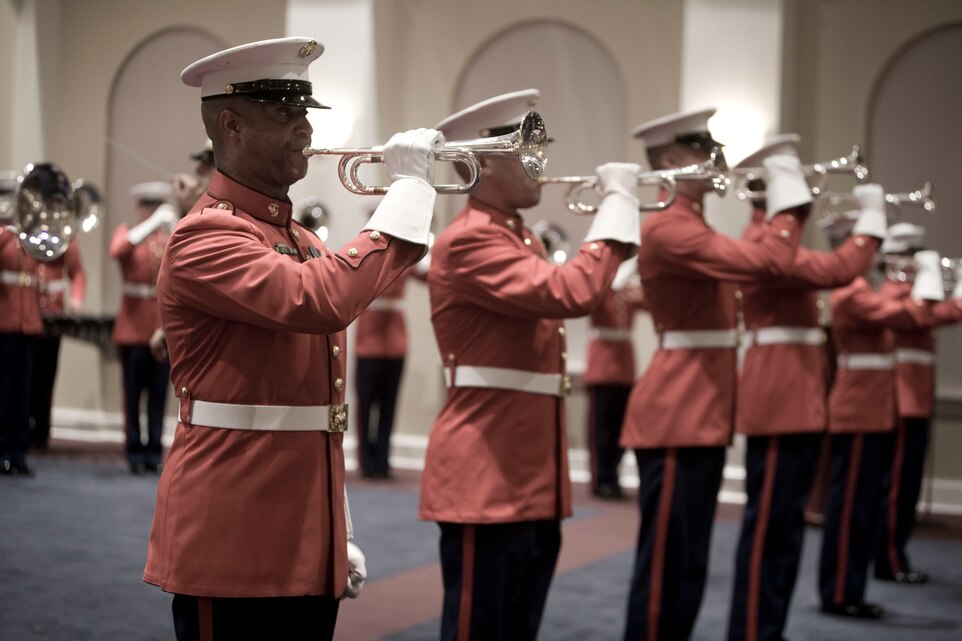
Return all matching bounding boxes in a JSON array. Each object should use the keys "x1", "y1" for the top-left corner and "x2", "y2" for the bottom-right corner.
[
  {"x1": 225, "y1": 100, "x2": 313, "y2": 198},
  {"x1": 472, "y1": 155, "x2": 543, "y2": 212}
]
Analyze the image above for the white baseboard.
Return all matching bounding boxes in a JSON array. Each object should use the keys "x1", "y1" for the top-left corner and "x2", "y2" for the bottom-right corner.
[{"x1": 51, "y1": 411, "x2": 962, "y2": 516}]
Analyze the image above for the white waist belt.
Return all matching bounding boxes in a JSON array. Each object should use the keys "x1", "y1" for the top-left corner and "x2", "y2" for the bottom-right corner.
[
  {"x1": 367, "y1": 297, "x2": 404, "y2": 312},
  {"x1": 444, "y1": 365, "x2": 570, "y2": 397},
  {"x1": 590, "y1": 327, "x2": 633, "y2": 342},
  {"x1": 660, "y1": 329, "x2": 738, "y2": 350},
  {"x1": 837, "y1": 353, "x2": 896, "y2": 370},
  {"x1": 745, "y1": 326, "x2": 826, "y2": 348},
  {"x1": 42, "y1": 279, "x2": 67, "y2": 293},
  {"x1": 122, "y1": 282, "x2": 156, "y2": 299},
  {"x1": 895, "y1": 348, "x2": 936, "y2": 367},
  {"x1": 1, "y1": 270, "x2": 36, "y2": 287},
  {"x1": 183, "y1": 399, "x2": 348, "y2": 432}
]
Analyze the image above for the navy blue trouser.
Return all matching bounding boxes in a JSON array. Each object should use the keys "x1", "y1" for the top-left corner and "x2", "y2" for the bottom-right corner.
[
  {"x1": 624, "y1": 446, "x2": 726, "y2": 641},
  {"x1": 172, "y1": 593, "x2": 339, "y2": 641},
  {"x1": 818, "y1": 432, "x2": 890, "y2": 606},
  {"x1": 727, "y1": 433, "x2": 821, "y2": 641},
  {"x1": 0, "y1": 333, "x2": 37, "y2": 467},
  {"x1": 28, "y1": 334, "x2": 61, "y2": 445},
  {"x1": 875, "y1": 417, "x2": 929, "y2": 577},
  {"x1": 438, "y1": 520, "x2": 561, "y2": 641},
  {"x1": 586, "y1": 384, "x2": 630, "y2": 492},
  {"x1": 119, "y1": 344, "x2": 170, "y2": 467},
  {"x1": 355, "y1": 357, "x2": 404, "y2": 476}
]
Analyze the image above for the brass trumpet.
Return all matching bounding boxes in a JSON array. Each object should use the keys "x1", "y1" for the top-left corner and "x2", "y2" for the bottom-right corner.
[
  {"x1": 538, "y1": 149, "x2": 729, "y2": 215},
  {"x1": 883, "y1": 255, "x2": 959, "y2": 293},
  {"x1": 302, "y1": 111, "x2": 548, "y2": 195},
  {"x1": 733, "y1": 145, "x2": 869, "y2": 201},
  {"x1": 817, "y1": 182, "x2": 936, "y2": 231}
]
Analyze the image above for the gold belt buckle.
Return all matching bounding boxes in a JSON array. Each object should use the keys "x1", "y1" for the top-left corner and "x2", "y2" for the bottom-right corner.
[
  {"x1": 19, "y1": 272, "x2": 32, "y2": 287},
  {"x1": 559, "y1": 375, "x2": 572, "y2": 397},
  {"x1": 328, "y1": 404, "x2": 348, "y2": 432}
]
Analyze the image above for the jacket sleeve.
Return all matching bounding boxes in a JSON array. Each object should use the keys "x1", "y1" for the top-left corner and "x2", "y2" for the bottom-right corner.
[
  {"x1": 442, "y1": 224, "x2": 628, "y2": 320},
  {"x1": 162, "y1": 212, "x2": 422, "y2": 334},
  {"x1": 646, "y1": 209, "x2": 805, "y2": 282},
  {"x1": 837, "y1": 281, "x2": 938, "y2": 330},
  {"x1": 782, "y1": 235, "x2": 881, "y2": 289}
]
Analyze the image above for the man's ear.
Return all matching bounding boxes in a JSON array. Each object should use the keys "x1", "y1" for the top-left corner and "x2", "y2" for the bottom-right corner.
[
  {"x1": 219, "y1": 109, "x2": 243, "y2": 139},
  {"x1": 656, "y1": 144, "x2": 689, "y2": 170}
]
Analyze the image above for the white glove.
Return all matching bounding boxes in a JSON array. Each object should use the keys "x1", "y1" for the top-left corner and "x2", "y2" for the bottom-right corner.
[
  {"x1": 596, "y1": 162, "x2": 640, "y2": 202},
  {"x1": 382, "y1": 128, "x2": 444, "y2": 188},
  {"x1": 953, "y1": 263, "x2": 962, "y2": 300},
  {"x1": 851, "y1": 183, "x2": 888, "y2": 239},
  {"x1": 910, "y1": 250, "x2": 945, "y2": 301},
  {"x1": 763, "y1": 154, "x2": 812, "y2": 220},
  {"x1": 127, "y1": 204, "x2": 178, "y2": 245},
  {"x1": 584, "y1": 162, "x2": 642, "y2": 251},
  {"x1": 342, "y1": 540, "x2": 367, "y2": 599},
  {"x1": 610, "y1": 258, "x2": 638, "y2": 291},
  {"x1": 414, "y1": 249, "x2": 431, "y2": 276}
]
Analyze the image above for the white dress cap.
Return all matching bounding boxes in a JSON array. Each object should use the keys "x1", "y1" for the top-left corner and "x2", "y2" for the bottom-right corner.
[
  {"x1": 434, "y1": 89, "x2": 540, "y2": 141},
  {"x1": 881, "y1": 222, "x2": 926, "y2": 254},
  {"x1": 630, "y1": 107, "x2": 718, "y2": 149},
  {"x1": 733, "y1": 134, "x2": 802, "y2": 172},
  {"x1": 181, "y1": 37, "x2": 329, "y2": 108},
  {"x1": 129, "y1": 181, "x2": 173, "y2": 203}
]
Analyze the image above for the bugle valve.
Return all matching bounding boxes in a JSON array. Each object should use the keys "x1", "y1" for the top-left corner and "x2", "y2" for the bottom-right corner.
[
  {"x1": 882, "y1": 254, "x2": 959, "y2": 294},
  {"x1": 734, "y1": 145, "x2": 869, "y2": 201},
  {"x1": 539, "y1": 148, "x2": 729, "y2": 215},
  {"x1": 302, "y1": 111, "x2": 548, "y2": 195}
]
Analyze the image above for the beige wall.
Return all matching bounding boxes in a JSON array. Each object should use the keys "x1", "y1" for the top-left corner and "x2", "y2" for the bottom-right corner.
[
  {"x1": 6, "y1": 0, "x2": 962, "y2": 505},
  {"x1": 0, "y1": 1, "x2": 17, "y2": 165}
]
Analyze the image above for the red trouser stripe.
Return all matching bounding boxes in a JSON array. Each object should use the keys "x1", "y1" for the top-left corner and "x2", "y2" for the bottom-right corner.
[
  {"x1": 746, "y1": 437, "x2": 779, "y2": 641},
  {"x1": 457, "y1": 525, "x2": 476, "y2": 641},
  {"x1": 648, "y1": 449, "x2": 677, "y2": 641},
  {"x1": 198, "y1": 597, "x2": 213, "y2": 641},
  {"x1": 886, "y1": 422, "x2": 906, "y2": 574},
  {"x1": 834, "y1": 435, "x2": 863, "y2": 604}
]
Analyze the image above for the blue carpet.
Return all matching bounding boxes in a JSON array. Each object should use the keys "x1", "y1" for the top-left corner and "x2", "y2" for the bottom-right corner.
[{"x1": 2, "y1": 453, "x2": 961, "y2": 640}]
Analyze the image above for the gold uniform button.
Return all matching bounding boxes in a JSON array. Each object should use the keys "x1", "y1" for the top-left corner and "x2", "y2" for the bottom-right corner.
[
  {"x1": 561, "y1": 352, "x2": 568, "y2": 361},
  {"x1": 216, "y1": 202, "x2": 229, "y2": 210},
  {"x1": 779, "y1": 229, "x2": 790, "y2": 238},
  {"x1": 589, "y1": 242, "x2": 600, "y2": 251},
  {"x1": 181, "y1": 387, "x2": 188, "y2": 396},
  {"x1": 784, "y1": 214, "x2": 795, "y2": 223},
  {"x1": 855, "y1": 237, "x2": 865, "y2": 247},
  {"x1": 734, "y1": 289, "x2": 743, "y2": 300},
  {"x1": 347, "y1": 248, "x2": 359, "y2": 258},
  {"x1": 816, "y1": 299, "x2": 825, "y2": 310},
  {"x1": 506, "y1": 219, "x2": 517, "y2": 229},
  {"x1": 332, "y1": 345, "x2": 341, "y2": 358},
  {"x1": 558, "y1": 327, "x2": 566, "y2": 336},
  {"x1": 524, "y1": 238, "x2": 532, "y2": 246},
  {"x1": 334, "y1": 377, "x2": 344, "y2": 391},
  {"x1": 369, "y1": 231, "x2": 381, "y2": 241},
  {"x1": 447, "y1": 353, "x2": 456, "y2": 362}
]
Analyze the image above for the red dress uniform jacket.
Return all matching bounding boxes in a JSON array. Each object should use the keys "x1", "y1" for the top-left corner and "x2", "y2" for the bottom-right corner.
[
  {"x1": 110, "y1": 221, "x2": 167, "y2": 345},
  {"x1": 621, "y1": 194, "x2": 806, "y2": 450},
  {"x1": 37, "y1": 242, "x2": 85, "y2": 315},
  {"x1": 880, "y1": 279, "x2": 962, "y2": 418},
  {"x1": 583, "y1": 284, "x2": 645, "y2": 386},
  {"x1": 736, "y1": 209, "x2": 879, "y2": 435},
  {"x1": 419, "y1": 199, "x2": 627, "y2": 524},
  {"x1": 0, "y1": 226, "x2": 42, "y2": 335},
  {"x1": 828, "y1": 276, "x2": 939, "y2": 433},
  {"x1": 144, "y1": 171, "x2": 423, "y2": 598}
]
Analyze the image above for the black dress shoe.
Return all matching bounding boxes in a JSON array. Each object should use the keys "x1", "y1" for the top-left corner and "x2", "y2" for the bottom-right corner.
[
  {"x1": 0, "y1": 459, "x2": 15, "y2": 475},
  {"x1": 877, "y1": 569, "x2": 928, "y2": 584},
  {"x1": 12, "y1": 460, "x2": 34, "y2": 476},
  {"x1": 820, "y1": 601, "x2": 885, "y2": 619},
  {"x1": 593, "y1": 485, "x2": 627, "y2": 500},
  {"x1": 129, "y1": 462, "x2": 147, "y2": 475}
]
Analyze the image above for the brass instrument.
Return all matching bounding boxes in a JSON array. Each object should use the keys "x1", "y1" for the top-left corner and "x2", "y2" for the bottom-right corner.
[
  {"x1": 71, "y1": 180, "x2": 103, "y2": 233},
  {"x1": 882, "y1": 255, "x2": 959, "y2": 294},
  {"x1": 294, "y1": 196, "x2": 330, "y2": 242},
  {"x1": 733, "y1": 145, "x2": 869, "y2": 201},
  {"x1": 538, "y1": 149, "x2": 728, "y2": 215},
  {"x1": 302, "y1": 111, "x2": 548, "y2": 195},
  {"x1": 817, "y1": 182, "x2": 935, "y2": 232}
]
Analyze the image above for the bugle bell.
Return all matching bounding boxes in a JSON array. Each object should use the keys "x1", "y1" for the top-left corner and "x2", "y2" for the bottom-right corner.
[
  {"x1": 302, "y1": 111, "x2": 549, "y2": 195},
  {"x1": 539, "y1": 148, "x2": 729, "y2": 215},
  {"x1": 733, "y1": 145, "x2": 869, "y2": 201}
]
